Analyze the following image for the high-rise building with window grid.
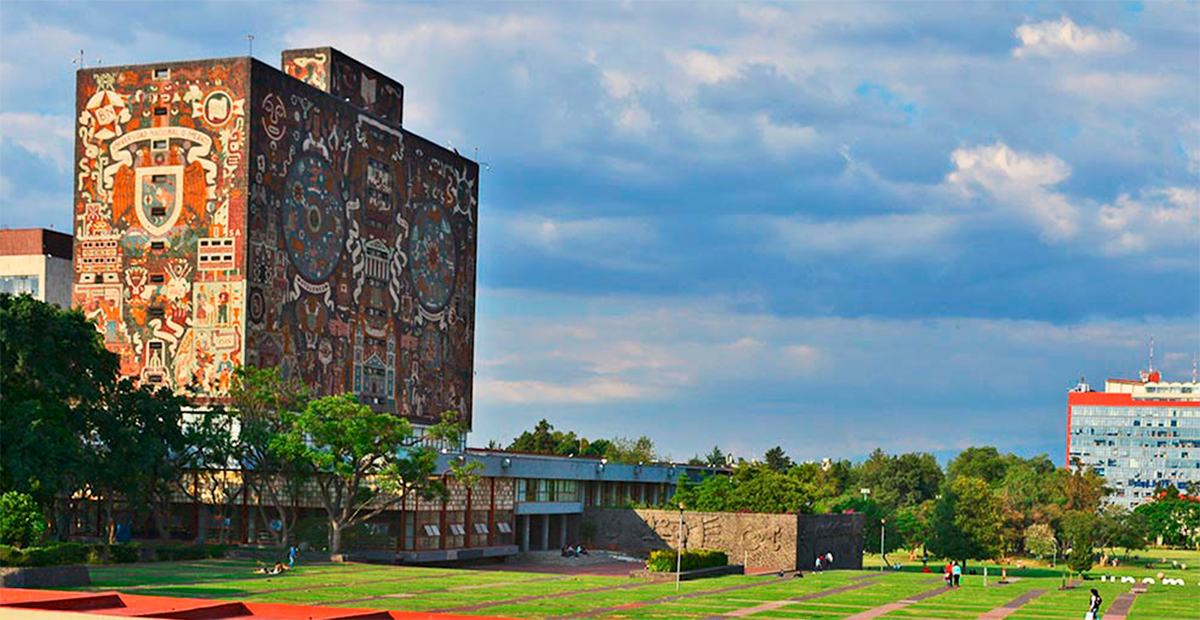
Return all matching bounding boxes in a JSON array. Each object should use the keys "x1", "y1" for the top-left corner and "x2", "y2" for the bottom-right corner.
[{"x1": 1067, "y1": 369, "x2": 1200, "y2": 508}]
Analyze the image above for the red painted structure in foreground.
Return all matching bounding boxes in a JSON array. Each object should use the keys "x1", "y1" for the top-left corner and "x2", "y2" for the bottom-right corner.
[{"x1": 0, "y1": 588, "x2": 511, "y2": 620}]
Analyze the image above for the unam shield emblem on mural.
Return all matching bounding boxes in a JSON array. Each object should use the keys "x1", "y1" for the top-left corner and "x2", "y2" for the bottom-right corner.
[
  {"x1": 282, "y1": 155, "x2": 345, "y2": 282},
  {"x1": 408, "y1": 202, "x2": 456, "y2": 312}
]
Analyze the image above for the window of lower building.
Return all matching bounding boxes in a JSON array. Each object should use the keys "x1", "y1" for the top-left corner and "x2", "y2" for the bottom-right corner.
[
  {"x1": 0, "y1": 275, "x2": 39, "y2": 297},
  {"x1": 446, "y1": 510, "x2": 465, "y2": 548}
]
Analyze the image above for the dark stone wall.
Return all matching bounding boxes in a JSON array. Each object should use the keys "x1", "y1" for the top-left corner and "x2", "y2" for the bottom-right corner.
[
  {"x1": 797, "y1": 513, "x2": 864, "y2": 570},
  {"x1": 0, "y1": 565, "x2": 91, "y2": 588},
  {"x1": 584, "y1": 508, "x2": 865, "y2": 572}
]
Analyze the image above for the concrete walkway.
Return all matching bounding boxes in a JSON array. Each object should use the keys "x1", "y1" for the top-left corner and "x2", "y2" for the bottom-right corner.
[
  {"x1": 839, "y1": 584, "x2": 951, "y2": 620},
  {"x1": 1102, "y1": 590, "x2": 1140, "y2": 620},
  {"x1": 977, "y1": 588, "x2": 1046, "y2": 619}
]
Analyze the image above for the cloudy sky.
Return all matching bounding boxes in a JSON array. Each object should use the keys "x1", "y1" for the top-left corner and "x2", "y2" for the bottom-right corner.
[{"x1": 2, "y1": 1, "x2": 1197, "y2": 464}]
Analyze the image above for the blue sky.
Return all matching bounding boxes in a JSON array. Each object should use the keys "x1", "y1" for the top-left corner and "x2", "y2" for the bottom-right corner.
[{"x1": 1, "y1": 1, "x2": 1197, "y2": 464}]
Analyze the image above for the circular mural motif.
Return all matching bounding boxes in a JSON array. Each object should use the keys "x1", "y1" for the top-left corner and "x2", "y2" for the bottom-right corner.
[
  {"x1": 282, "y1": 156, "x2": 345, "y2": 282},
  {"x1": 408, "y1": 202, "x2": 456, "y2": 311}
]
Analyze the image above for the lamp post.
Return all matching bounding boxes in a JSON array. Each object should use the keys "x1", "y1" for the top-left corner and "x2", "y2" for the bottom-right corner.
[
  {"x1": 676, "y1": 503, "x2": 685, "y2": 591},
  {"x1": 880, "y1": 518, "x2": 886, "y2": 572}
]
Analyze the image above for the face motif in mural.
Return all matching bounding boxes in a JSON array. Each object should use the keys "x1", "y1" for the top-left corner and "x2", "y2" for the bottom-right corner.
[
  {"x1": 408, "y1": 202, "x2": 456, "y2": 312},
  {"x1": 282, "y1": 155, "x2": 345, "y2": 282}
]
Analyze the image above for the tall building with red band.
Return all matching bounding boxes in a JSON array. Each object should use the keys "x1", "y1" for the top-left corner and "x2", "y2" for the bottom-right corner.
[{"x1": 1067, "y1": 370, "x2": 1200, "y2": 508}]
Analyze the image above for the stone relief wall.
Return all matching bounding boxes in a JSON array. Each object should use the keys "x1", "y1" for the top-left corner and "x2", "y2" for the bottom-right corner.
[
  {"x1": 583, "y1": 507, "x2": 799, "y2": 571},
  {"x1": 583, "y1": 508, "x2": 864, "y2": 571}
]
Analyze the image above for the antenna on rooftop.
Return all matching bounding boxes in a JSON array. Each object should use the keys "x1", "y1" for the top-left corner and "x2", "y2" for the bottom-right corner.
[
  {"x1": 1192, "y1": 353, "x2": 1197, "y2": 383},
  {"x1": 473, "y1": 147, "x2": 491, "y2": 171},
  {"x1": 1149, "y1": 337, "x2": 1155, "y2": 373},
  {"x1": 72, "y1": 49, "x2": 85, "y2": 70},
  {"x1": 247, "y1": 34, "x2": 254, "y2": 58}
]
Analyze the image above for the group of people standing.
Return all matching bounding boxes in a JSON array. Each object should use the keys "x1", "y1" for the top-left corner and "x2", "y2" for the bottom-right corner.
[
  {"x1": 942, "y1": 561, "x2": 962, "y2": 587},
  {"x1": 813, "y1": 551, "x2": 834, "y2": 571}
]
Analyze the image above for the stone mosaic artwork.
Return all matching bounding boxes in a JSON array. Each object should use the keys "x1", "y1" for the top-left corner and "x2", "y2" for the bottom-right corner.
[
  {"x1": 73, "y1": 60, "x2": 249, "y2": 403},
  {"x1": 75, "y1": 50, "x2": 478, "y2": 427}
]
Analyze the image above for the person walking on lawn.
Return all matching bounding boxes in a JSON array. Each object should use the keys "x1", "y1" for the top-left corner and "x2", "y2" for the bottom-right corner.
[
  {"x1": 1087, "y1": 588, "x2": 1102, "y2": 620},
  {"x1": 951, "y1": 561, "x2": 962, "y2": 587}
]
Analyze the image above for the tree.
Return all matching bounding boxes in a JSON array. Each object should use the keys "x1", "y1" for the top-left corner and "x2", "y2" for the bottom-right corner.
[
  {"x1": 705, "y1": 446, "x2": 727, "y2": 467},
  {"x1": 1135, "y1": 487, "x2": 1200, "y2": 548},
  {"x1": 856, "y1": 450, "x2": 943, "y2": 512},
  {"x1": 947, "y1": 446, "x2": 1008, "y2": 485},
  {"x1": 1024, "y1": 522, "x2": 1057, "y2": 559},
  {"x1": 173, "y1": 407, "x2": 239, "y2": 543},
  {"x1": 1063, "y1": 511, "x2": 1099, "y2": 574},
  {"x1": 1055, "y1": 461, "x2": 1108, "y2": 512},
  {"x1": 0, "y1": 491, "x2": 46, "y2": 547},
  {"x1": 831, "y1": 497, "x2": 902, "y2": 554},
  {"x1": 0, "y1": 294, "x2": 117, "y2": 531},
  {"x1": 90, "y1": 380, "x2": 191, "y2": 547},
  {"x1": 929, "y1": 476, "x2": 1002, "y2": 565},
  {"x1": 604, "y1": 436, "x2": 656, "y2": 465},
  {"x1": 1095, "y1": 505, "x2": 1148, "y2": 557},
  {"x1": 228, "y1": 366, "x2": 310, "y2": 546},
  {"x1": 895, "y1": 500, "x2": 936, "y2": 555},
  {"x1": 671, "y1": 473, "x2": 696, "y2": 508},
  {"x1": 272, "y1": 394, "x2": 446, "y2": 554},
  {"x1": 764, "y1": 446, "x2": 792, "y2": 473},
  {"x1": 732, "y1": 471, "x2": 812, "y2": 514},
  {"x1": 690, "y1": 474, "x2": 735, "y2": 511}
]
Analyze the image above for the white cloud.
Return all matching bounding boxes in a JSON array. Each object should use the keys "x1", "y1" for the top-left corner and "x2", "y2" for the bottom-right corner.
[
  {"x1": 0, "y1": 113, "x2": 74, "y2": 170},
  {"x1": 946, "y1": 142, "x2": 1081, "y2": 241},
  {"x1": 1013, "y1": 17, "x2": 1134, "y2": 58},
  {"x1": 945, "y1": 142, "x2": 1200, "y2": 255},
  {"x1": 667, "y1": 49, "x2": 739, "y2": 84},
  {"x1": 1097, "y1": 187, "x2": 1200, "y2": 255},
  {"x1": 1058, "y1": 72, "x2": 1179, "y2": 105},
  {"x1": 500, "y1": 214, "x2": 661, "y2": 272},
  {"x1": 476, "y1": 377, "x2": 651, "y2": 405},
  {"x1": 473, "y1": 290, "x2": 1200, "y2": 459},
  {"x1": 755, "y1": 114, "x2": 819, "y2": 155},
  {"x1": 759, "y1": 213, "x2": 958, "y2": 261}
]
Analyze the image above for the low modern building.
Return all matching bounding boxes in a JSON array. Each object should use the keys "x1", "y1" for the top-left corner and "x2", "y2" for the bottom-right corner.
[
  {"x1": 1067, "y1": 369, "x2": 1200, "y2": 508},
  {"x1": 0, "y1": 228, "x2": 74, "y2": 306}
]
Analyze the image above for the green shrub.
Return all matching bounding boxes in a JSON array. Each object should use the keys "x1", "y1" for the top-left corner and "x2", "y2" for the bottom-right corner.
[
  {"x1": 154, "y1": 544, "x2": 229, "y2": 561},
  {"x1": 0, "y1": 492, "x2": 46, "y2": 548},
  {"x1": 579, "y1": 522, "x2": 598, "y2": 544},
  {"x1": 0, "y1": 544, "x2": 21, "y2": 566},
  {"x1": 108, "y1": 543, "x2": 140, "y2": 564},
  {"x1": 645, "y1": 548, "x2": 728, "y2": 572},
  {"x1": 294, "y1": 516, "x2": 330, "y2": 551},
  {"x1": 0, "y1": 542, "x2": 92, "y2": 567}
]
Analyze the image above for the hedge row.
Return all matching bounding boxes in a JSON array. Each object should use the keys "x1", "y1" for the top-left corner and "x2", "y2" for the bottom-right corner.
[
  {"x1": 645, "y1": 548, "x2": 728, "y2": 572},
  {"x1": 0, "y1": 542, "x2": 228, "y2": 567}
]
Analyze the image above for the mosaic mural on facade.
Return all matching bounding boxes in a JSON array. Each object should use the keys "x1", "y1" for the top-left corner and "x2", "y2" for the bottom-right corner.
[
  {"x1": 247, "y1": 59, "x2": 478, "y2": 427},
  {"x1": 73, "y1": 60, "x2": 249, "y2": 401},
  {"x1": 282, "y1": 47, "x2": 404, "y2": 127}
]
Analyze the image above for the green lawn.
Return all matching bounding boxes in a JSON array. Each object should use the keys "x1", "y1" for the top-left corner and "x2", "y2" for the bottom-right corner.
[{"x1": 64, "y1": 553, "x2": 1200, "y2": 619}]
